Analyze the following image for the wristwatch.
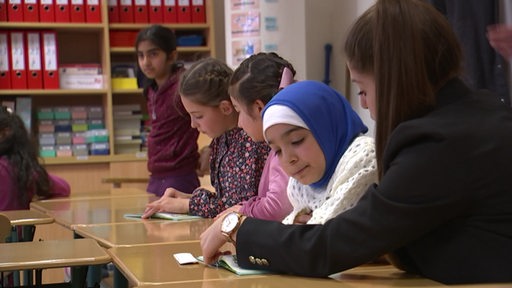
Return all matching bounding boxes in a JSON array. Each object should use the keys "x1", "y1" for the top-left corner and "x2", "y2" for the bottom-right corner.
[{"x1": 220, "y1": 212, "x2": 244, "y2": 244}]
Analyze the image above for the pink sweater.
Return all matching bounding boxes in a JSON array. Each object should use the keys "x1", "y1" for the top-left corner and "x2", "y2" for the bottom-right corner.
[
  {"x1": 239, "y1": 150, "x2": 292, "y2": 221},
  {"x1": 0, "y1": 157, "x2": 70, "y2": 211}
]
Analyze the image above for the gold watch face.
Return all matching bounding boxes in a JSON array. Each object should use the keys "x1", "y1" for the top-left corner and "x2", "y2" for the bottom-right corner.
[{"x1": 221, "y1": 212, "x2": 239, "y2": 233}]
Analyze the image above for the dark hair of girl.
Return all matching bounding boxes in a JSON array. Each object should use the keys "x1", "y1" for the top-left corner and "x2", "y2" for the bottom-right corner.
[
  {"x1": 135, "y1": 25, "x2": 183, "y2": 98},
  {"x1": 344, "y1": 0, "x2": 462, "y2": 177},
  {"x1": 179, "y1": 58, "x2": 233, "y2": 106},
  {"x1": 229, "y1": 52, "x2": 296, "y2": 118},
  {"x1": 0, "y1": 107, "x2": 51, "y2": 204}
]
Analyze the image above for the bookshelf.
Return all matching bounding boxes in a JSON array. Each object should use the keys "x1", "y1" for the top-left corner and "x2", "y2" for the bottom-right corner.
[{"x1": 0, "y1": 0, "x2": 215, "y2": 193}]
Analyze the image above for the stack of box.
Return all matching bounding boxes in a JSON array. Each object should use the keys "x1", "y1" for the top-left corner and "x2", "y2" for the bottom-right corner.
[
  {"x1": 113, "y1": 104, "x2": 143, "y2": 154},
  {"x1": 37, "y1": 105, "x2": 108, "y2": 158},
  {"x1": 59, "y1": 64, "x2": 104, "y2": 89}
]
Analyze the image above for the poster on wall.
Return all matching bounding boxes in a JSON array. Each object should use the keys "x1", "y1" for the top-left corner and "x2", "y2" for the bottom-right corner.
[{"x1": 226, "y1": 0, "x2": 282, "y2": 67}]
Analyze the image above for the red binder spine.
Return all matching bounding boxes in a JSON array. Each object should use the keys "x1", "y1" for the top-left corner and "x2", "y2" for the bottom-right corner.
[
  {"x1": 23, "y1": 0, "x2": 39, "y2": 22},
  {"x1": 41, "y1": 31, "x2": 59, "y2": 89},
  {"x1": 26, "y1": 31, "x2": 43, "y2": 89},
  {"x1": 39, "y1": 0, "x2": 55, "y2": 22},
  {"x1": 7, "y1": 0, "x2": 23, "y2": 21},
  {"x1": 0, "y1": 0, "x2": 7, "y2": 22},
  {"x1": 162, "y1": 0, "x2": 176, "y2": 23},
  {"x1": 176, "y1": 0, "x2": 190, "y2": 23},
  {"x1": 70, "y1": 0, "x2": 85, "y2": 22},
  {"x1": 0, "y1": 32, "x2": 11, "y2": 89},
  {"x1": 107, "y1": 0, "x2": 118, "y2": 23},
  {"x1": 55, "y1": 0, "x2": 69, "y2": 22},
  {"x1": 85, "y1": 0, "x2": 100, "y2": 22},
  {"x1": 191, "y1": 0, "x2": 204, "y2": 23},
  {"x1": 133, "y1": 0, "x2": 147, "y2": 23},
  {"x1": 148, "y1": 0, "x2": 161, "y2": 23},
  {"x1": 9, "y1": 31, "x2": 27, "y2": 89},
  {"x1": 118, "y1": 0, "x2": 133, "y2": 23}
]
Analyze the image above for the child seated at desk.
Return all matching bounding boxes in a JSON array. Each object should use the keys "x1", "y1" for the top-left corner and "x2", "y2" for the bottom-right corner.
[
  {"x1": 142, "y1": 58, "x2": 269, "y2": 218},
  {"x1": 262, "y1": 81, "x2": 377, "y2": 224},
  {"x1": 0, "y1": 106, "x2": 70, "y2": 211}
]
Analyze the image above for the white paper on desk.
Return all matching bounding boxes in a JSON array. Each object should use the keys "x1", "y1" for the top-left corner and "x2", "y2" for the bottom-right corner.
[
  {"x1": 196, "y1": 255, "x2": 270, "y2": 276},
  {"x1": 123, "y1": 212, "x2": 202, "y2": 221}
]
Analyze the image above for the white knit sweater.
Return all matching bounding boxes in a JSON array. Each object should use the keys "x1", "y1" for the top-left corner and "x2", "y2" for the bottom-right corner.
[{"x1": 282, "y1": 135, "x2": 377, "y2": 224}]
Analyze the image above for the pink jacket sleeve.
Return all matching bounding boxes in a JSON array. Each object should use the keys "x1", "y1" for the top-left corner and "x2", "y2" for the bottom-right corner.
[
  {"x1": 48, "y1": 173, "x2": 71, "y2": 198},
  {"x1": 239, "y1": 151, "x2": 292, "y2": 221}
]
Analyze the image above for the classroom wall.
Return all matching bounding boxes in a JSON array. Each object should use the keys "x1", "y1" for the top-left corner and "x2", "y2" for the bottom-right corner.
[{"x1": 213, "y1": 0, "x2": 376, "y2": 136}]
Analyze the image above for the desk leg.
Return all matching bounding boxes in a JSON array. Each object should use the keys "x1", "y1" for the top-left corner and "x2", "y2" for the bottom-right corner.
[
  {"x1": 74, "y1": 232, "x2": 102, "y2": 288},
  {"x1": 113, "y1": 267, "x2": 128, "y2": 288},
  {"x1": 71, "y1": 266, "x2": 88, "y2": 288}
]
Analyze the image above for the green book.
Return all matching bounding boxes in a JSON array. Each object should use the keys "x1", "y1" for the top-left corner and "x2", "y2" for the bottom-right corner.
[
  {"x1": 197, "y1": 255, "x2": 270, "y2": 276},
  {"x1": 124, "y1": 212, "x2": 202, "y2": 221}
]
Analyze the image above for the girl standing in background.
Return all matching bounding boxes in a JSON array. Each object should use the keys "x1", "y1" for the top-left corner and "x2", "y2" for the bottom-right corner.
[{"x1": 136, "y1": 25, "x2": 200, "y2": 196}]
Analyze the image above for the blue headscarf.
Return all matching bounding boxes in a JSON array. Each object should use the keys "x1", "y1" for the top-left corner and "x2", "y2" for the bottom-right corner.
[{"x1": 262, "y1": 80, "x2": 368, "y2": 189}]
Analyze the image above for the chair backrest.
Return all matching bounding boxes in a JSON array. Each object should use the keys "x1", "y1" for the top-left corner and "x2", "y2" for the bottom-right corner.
[{"x1": 0, "y1": 213, "x2": 11, "y2": 243}]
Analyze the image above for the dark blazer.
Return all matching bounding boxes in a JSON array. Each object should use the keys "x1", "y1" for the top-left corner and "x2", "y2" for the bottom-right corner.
[{"x1": 235, "y1": 78, "x2": 512, "y2": 284}]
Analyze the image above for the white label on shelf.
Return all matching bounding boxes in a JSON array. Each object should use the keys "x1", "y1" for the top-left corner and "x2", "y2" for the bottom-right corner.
[
  {"x1": 76, "y1": 156, "x2": 89, "y2": 161},
  {"x1": 0, "y1": 34, "x2": 8, "y2": 72},
  {"x1": 10, "y1": 32, "x2": 25, "y2": 71},
  {"x1": 43, "y1": 33, "x2": 57, "y2": 71},
  {"x1": 27, "y1": 32, "x2": 41, "y2": 70}
]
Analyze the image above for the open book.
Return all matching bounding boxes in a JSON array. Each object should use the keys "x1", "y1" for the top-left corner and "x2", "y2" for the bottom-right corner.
[
  {"x1": 124, "y1": 212, "x2": 202, "y2": 221},
  {"x1": 197, "y1": 255, "x2": 270, "y2": 276}
]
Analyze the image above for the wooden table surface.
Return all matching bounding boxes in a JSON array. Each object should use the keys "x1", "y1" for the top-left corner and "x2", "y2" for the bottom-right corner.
[
  {"x1": 73, "y1": 218, "x2": 213, "y2": 248},
  {"x1": 1, "y1": 209, "x2": 54, "y2": 226},
  {"x1": 30, "y1": 194, "x2": 156, "y2": 228},
  {"x1": 0, "y1": 238, "x2": 111, "y2": 271},
  {"x1": 108, "y1": 244, "x2": 443, "y2": 288},
  {"x1": 108, "y1": 242, "x2": 256, "y2": 286}
]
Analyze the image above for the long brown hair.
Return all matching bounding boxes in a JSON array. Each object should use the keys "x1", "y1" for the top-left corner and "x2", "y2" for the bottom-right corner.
[{"x1": 344, "y1": 0, "x2": 462, "y2": 177}]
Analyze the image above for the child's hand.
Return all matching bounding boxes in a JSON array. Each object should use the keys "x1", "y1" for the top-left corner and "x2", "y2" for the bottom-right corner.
[
  {"x1": 293, "y1": 208, "x2": 312, "y2": 224},
  {"x1": 200, "y1": 216, "x2": 231, "y2": 265}
]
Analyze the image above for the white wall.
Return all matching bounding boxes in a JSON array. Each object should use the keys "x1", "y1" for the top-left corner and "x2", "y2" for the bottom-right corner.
[{"x1": 215, "y1": 0, "x2": 376, "y2": 135}]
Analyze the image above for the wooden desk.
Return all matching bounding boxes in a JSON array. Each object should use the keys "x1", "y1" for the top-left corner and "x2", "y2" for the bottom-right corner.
[
  {"x1": 0, "y1": 238, "x2": 111, "y2": 287},
  {"x1": 1, "y1": 210, "x2": 54, "y2": 226},
  {"x1": 30, "y1": 194, "x2": 155, "y2": 229},
  {"x1": 73, "y1": 218, "x2": 213, "y2": 248},
  {"x1": 134, "y1": 275, "x2": 512, "y2": 288},
  {"x1": 109, "y1": 241, "x2": 450, "y2": 288},
  {"x1": 108, "y1": 242, "x2": 260, "y2": 287}
]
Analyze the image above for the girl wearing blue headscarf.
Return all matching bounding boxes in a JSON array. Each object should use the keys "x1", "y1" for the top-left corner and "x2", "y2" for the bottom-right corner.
[{"x1": 262, "y1": 80, "x2": 377, "y2": 224}]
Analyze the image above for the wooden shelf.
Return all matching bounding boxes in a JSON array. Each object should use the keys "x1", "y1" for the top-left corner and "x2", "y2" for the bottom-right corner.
[
  {"x1": 109, "y1": 23, "x2": 209, "y2": 30},
  {"x1": 0, "y1": 22, "x2": 104, "y2": 31},
  {"x1": 2, "y1": 0, "x2": 215, "y2": 173},
  {"x1": 111, "y1": 46, "x2": 211, "y2": 54},
  {"x1": 0, "y1": 89, "x2": 109, "y2": 96},
  {"x1": 41, "y1": 153, "x2": 148, "y2": 165}
]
